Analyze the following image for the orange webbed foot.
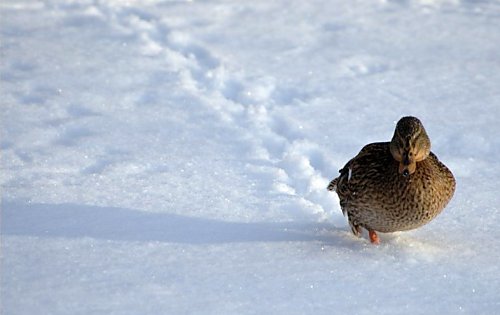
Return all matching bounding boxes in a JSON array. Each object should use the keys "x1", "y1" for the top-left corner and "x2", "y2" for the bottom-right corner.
[{"x1": 369, "y1": 230, "x2": 380, "y2": 245}]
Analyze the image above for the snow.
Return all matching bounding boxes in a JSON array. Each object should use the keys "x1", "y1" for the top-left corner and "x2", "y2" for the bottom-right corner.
[{"x1": 1, "y1": 0, "x2": 500, "y2": 314}]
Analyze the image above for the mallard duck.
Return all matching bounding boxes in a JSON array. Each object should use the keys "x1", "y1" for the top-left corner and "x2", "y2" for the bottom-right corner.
[{"x1": 327, "y1": 116, "x2": 455, "y2": 244}]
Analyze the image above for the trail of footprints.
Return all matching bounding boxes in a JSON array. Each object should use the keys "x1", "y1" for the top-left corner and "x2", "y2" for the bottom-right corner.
[{"x1": 92, "y1": 3, "x2": 338, "y2": 220}]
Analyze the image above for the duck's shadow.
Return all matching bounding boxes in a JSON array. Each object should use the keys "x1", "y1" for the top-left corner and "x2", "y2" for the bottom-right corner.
[{"x1": 2, "y1": 201, "x2": 351, "y2": 246}]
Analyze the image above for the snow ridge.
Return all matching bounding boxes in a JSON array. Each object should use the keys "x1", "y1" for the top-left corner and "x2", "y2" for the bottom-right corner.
[{"x1": 91, "y1": 3, "x2": 338, "y2": 221}]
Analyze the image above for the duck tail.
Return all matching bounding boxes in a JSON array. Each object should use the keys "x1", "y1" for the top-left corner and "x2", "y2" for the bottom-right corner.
[{"x1": 327, "y1": 178, "x2": 338, "y2": 192}]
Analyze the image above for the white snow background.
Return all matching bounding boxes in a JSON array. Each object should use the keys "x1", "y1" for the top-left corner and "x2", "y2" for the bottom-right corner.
[{"x1": 1, "y1": 0, "x2": 500, "y2": 314}]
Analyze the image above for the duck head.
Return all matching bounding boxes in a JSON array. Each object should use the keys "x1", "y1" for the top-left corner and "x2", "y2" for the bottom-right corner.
[{"x1": 389, "y1": 116, "x2": 431, "y2": 177}]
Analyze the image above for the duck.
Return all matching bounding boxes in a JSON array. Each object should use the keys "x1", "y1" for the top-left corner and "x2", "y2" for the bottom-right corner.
[{"x1": 327, "y1": 116, "x2": 455, "y2": 244}]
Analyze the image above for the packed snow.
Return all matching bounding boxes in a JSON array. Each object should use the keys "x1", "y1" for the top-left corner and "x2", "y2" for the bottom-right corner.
[{"x1": 2, "y1": 0, "x2": 500, "y2": 314}]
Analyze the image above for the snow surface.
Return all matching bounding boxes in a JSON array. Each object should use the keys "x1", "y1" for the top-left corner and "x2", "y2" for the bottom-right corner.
[{"x1": 2, "y1": 0, "x2": 500, "y2": 314}]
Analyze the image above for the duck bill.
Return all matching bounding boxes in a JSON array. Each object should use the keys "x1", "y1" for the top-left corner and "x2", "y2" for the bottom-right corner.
[{"x1": 399, "y1": 162, "x2": 416, "y2": 177}]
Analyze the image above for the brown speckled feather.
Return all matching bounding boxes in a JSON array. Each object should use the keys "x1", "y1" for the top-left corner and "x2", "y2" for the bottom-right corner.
[{"x1": 328, "y1": 142, "x2": 455, "y2": 234}]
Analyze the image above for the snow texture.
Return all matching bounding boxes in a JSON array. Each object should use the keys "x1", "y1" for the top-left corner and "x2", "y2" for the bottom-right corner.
[{"x1": 1, "y1": 0, "x2": 500, "y2": 314}]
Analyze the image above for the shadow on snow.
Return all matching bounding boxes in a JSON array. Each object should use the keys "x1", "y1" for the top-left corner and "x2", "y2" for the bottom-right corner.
[{"x1": 1, "y1": 201, "x2": 348, "y2": 246}]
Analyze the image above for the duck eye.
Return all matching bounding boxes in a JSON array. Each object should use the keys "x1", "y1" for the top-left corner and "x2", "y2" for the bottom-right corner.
[{"x1": 402, "y1": 170, "x2": 409, "y2": 177}]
